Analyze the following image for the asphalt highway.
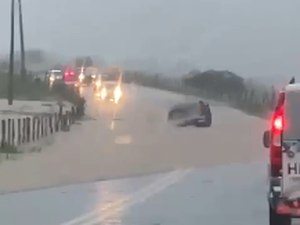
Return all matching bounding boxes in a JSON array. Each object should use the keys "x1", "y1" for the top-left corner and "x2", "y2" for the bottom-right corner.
[{"x1": 0, "y1": 83, "x2": 277, "y2": 225}]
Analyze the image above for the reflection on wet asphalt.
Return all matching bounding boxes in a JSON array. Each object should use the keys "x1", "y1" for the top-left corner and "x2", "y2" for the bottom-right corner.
[
  {"x1": 122, "y1": 161, "x2": 268, "y2": 225},
  {"x1": 0, "y1": 84, "x2": 284, "y2": 225},
  {"x1": 0, "y1": 161, "x2": 276, "y2": 225},
  {"x1": 0, "y1": 172, "x2": 168, "y2": 225}
]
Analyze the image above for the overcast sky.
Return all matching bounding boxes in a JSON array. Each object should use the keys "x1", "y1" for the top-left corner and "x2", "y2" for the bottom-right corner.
[{"x1": 0, "y1": 0, "x2": 300, "y2": 80}]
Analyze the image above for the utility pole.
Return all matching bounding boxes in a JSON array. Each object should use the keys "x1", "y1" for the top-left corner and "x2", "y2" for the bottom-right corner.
[
  {"x1": 8, "y1": 0, "x2": 15, "y2": 105},
  {"x1": 18, "y1": 0, "x2": 26, "y2": 80}
]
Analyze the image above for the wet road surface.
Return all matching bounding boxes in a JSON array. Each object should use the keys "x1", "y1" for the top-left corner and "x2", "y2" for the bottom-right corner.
[{"x1": 0, "y1": 84, "x2": 278, "y2": 224}]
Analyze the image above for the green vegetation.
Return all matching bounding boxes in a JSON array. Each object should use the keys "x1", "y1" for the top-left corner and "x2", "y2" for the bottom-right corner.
[
  {"x1": 0, "y1": 75, "x2": 52, "y2": 100},
  {"x1": 0, "y1": 143, "x2": 20, "y2": 154},
  {"x1": 0, "y1": 74, "x2": 85, "y2": 110},
  {"x1": 51, "y1": 83, "x2": 84, "y2": 106}
]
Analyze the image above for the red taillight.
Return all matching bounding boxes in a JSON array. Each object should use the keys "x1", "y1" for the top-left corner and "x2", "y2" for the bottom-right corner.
[
  {"x1": 270, "y1": 108, "x2": 284, "y2": 176},
  {"x1": 273, "y1": 115, "x2": 283, "y2": 131},
  {"x1": 65, "y1": 71, "x2": 74, "y2": 76},
  {"x1": 272, "y1": 107, "x2": 284, "y2": 132}
]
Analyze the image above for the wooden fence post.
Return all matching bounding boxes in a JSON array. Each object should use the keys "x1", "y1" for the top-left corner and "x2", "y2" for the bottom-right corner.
[
  {"x1": 37, "y1": 117, "x2": 40, "y2": 140},
  {"x1": 22, "y1": 118, "x2": 26, "y2": 143},
  {"x1": 32, "y1": 117, "x2": 36, "y2": 142},
  {"x1": 1, "y1": 120, "x2": 6, "y2": 147},
  {"x1": 12, "y1": 119, "x2": 15, "y2": 146},
  {"x1": 17, "y1": 118, "x2": 21, "y2": 145},
  {"x1": 26, "y1": 117, "x2": 31, "y2": 143}
]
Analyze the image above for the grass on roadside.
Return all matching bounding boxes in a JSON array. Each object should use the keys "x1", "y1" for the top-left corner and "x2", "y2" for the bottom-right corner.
[
  {"x1": 0, "y1": 143, "x2": 21, "y2": 154},
  {"x1": 0, "y1": 75, "x2": 52, "y2": 100},
  {"x1": 0, "y1": 74, "x2": 84, "y2": 104}
]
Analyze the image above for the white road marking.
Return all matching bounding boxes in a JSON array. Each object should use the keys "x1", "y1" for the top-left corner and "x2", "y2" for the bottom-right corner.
[
  {"x1": 114, "y1": 136, "x2": 132, "y2": 144},
  {"x1": 83, "y1": 168, "x2": 192, "y2": 225},
  {"x1": 110, "y1": 106, "x2": 118, "y2": 130},
  {"x1": 59, "y1": 169, "x2": 191, "y2": 225},
  {"x1": 59, "y1": 171, "x2": 180, "y2": 225},
  {"x1": 81, "y1": 168, "x2": 191, "y2": 225}
]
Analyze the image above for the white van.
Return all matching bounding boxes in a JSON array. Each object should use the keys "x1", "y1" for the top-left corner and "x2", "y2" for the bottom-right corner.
[{"x1": 263, "y1": 79, "x2": 300, "y2": 225}]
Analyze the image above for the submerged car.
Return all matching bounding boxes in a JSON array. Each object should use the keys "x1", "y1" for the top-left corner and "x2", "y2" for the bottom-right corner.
[{"x1": 168, "y1": 100, "x2": 212, "y2": 127}]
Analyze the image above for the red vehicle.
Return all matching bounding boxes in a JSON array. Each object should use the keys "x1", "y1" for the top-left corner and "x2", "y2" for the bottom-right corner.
[{"x1": 63, "y1": 65, "x2": 78, "y2": 86}]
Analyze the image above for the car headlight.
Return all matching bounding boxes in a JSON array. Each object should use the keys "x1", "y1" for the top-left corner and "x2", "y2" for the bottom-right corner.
[
  {"x1": 114, "y1": 86, "x2": 122, "y2": 103},
  {"x1": 79, "y1": 74, "x2": 84, "y2": 81},
  {"x1": 100, "y1": 88, "x2": 107, "y2": 99}
]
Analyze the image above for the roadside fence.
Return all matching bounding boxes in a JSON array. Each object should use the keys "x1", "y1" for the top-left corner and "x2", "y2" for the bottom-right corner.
[{"x1": 0, "y1": 105, "x2": 83, "y2": 149}]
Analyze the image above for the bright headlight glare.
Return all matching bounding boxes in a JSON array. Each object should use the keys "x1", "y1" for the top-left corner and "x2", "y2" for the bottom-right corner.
[
  {"x1": 114, "y1": 87, "x2": 121, "y2": 95},
  {"x1": 114, "y1": 87, "x2": 122, "y2": 103},
  {"x1": 101, "y1": 88, "x2": 107, "y2": 99},
  {"x1": 79, "y1": 74, "x2": 84, "y2": 81}
]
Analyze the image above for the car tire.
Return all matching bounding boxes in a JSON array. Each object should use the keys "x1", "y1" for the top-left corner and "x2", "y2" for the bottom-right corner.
[
  {"x1": 205, "y1": 114, "x2": 212, "y2": 127},
  {"x1": 269, "y1": 204, "x2": 291, "y2": 225}
]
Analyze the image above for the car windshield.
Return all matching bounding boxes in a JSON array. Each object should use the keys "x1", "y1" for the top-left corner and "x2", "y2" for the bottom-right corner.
[
  {"x1": 102, "y1": 74, "x2": 120, "y2": 82},
  {"x1": 52, "y1": 71, "x2": 62, "y2": 76},
  {"x1": 0, "y1": 1, "x2": 295, "y2": 225},
  {"x1": 104, "y1": 83, "x2": 117, "y2": 89},
  {"x1": 284, "y1": 91, "x2": 300, "y2": 139}
]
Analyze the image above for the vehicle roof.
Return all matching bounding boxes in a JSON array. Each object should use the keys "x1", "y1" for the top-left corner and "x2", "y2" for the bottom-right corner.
[
  {"x1": 48, "y1": 69, "x2": 62, "y2": 72},
  {"x1": 170, "y1": 102, "x2": 210, "y2": 111},
  {"x1": 103, "y1": 81, "x2": 117, "y2": 84},
  {"x1": 103, "y1": 81, "x2": 118, "y2": 87},
  {"x1": 284, "y1": 83, "x2": 300, "y2": 92}
]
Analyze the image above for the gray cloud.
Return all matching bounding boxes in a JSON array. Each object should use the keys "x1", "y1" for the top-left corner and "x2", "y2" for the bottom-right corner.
[{"x1": 0, "y1": 0, "x2": 300, "y2": 80}]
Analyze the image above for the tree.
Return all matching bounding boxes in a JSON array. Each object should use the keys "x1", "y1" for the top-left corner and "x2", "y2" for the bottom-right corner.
[
  {"x1": 75, "y1": 56, "x2": 93, "y2": 68},
  {"x1": 26, "y1": 49, "x2": 44, "y2": 64},
  {"x1": 85, "y1": 56, "x2": 93, "y2": 67},
  {"x1": 75, "y1": 57, "x2": 84, "y2": 68},
  {"x1": 182, "y1": 69, "x2": 246, "y2": 100}
]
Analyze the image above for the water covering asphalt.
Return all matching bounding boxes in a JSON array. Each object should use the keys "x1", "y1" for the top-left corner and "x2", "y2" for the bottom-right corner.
[
  {"x1": 0, "y1": 161, "x2": 270, "y2": 225},
  {"x1": 0, "y1": 84, "x2": 283, "y2": 224}
]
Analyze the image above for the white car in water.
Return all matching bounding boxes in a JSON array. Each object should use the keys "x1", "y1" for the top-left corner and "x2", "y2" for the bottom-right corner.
[{"x1": 168, "y1": 101, "x2": 212, "y2": 127}]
